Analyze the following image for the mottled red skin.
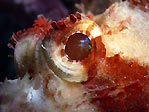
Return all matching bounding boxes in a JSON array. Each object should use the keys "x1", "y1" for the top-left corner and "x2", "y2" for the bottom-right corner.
[
  {"x1": 128, "y1": 0, "x2": 149, "y2": 12},
  {"x1": 82, "y1": 37, "x2": 149, "y2": 112},
  {"x1": 83, "y1": 56, "x2": 149, "y2": 111}
]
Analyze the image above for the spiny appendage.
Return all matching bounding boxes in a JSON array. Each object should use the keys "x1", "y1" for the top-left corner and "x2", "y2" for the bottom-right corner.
[
  {"x1": 8, "y1": 15, "x2": 51, "y2": 49},
  {"x1": 8, "y1": 12, "x2": 83, "y2": 49},
  {"x1": 50, "y1": 12, "x2": 82, "y2": 30}
]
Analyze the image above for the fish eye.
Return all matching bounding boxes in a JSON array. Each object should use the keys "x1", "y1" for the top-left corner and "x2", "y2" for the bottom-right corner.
[
  {"x1": 65, "y1": 33, "x2": 92, "y2": 61},
  {"x1": 41, "y1": 14, "x2": 102, "y2": 82}
]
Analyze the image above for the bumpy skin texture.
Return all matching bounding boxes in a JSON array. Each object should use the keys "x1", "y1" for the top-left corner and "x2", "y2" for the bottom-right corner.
[{"x1": 0, "y1": 1, "x2": 149, "y2": 112}]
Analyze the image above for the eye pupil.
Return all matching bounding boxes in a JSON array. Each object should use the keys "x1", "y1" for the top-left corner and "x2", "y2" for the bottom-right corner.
[{"x1": 65, "y1": 33, "x2": 92, "y2": 60}]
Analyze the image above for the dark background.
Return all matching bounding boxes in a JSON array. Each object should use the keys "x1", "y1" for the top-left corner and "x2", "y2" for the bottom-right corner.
[{"x1": 0, "y1": 0, "x2": 110, "y2": 82}]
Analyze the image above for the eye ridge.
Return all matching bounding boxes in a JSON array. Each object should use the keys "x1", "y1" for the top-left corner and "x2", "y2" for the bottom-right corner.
[{"x1": 65, "y1": 33, "x2": 92, "y2": 61}]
